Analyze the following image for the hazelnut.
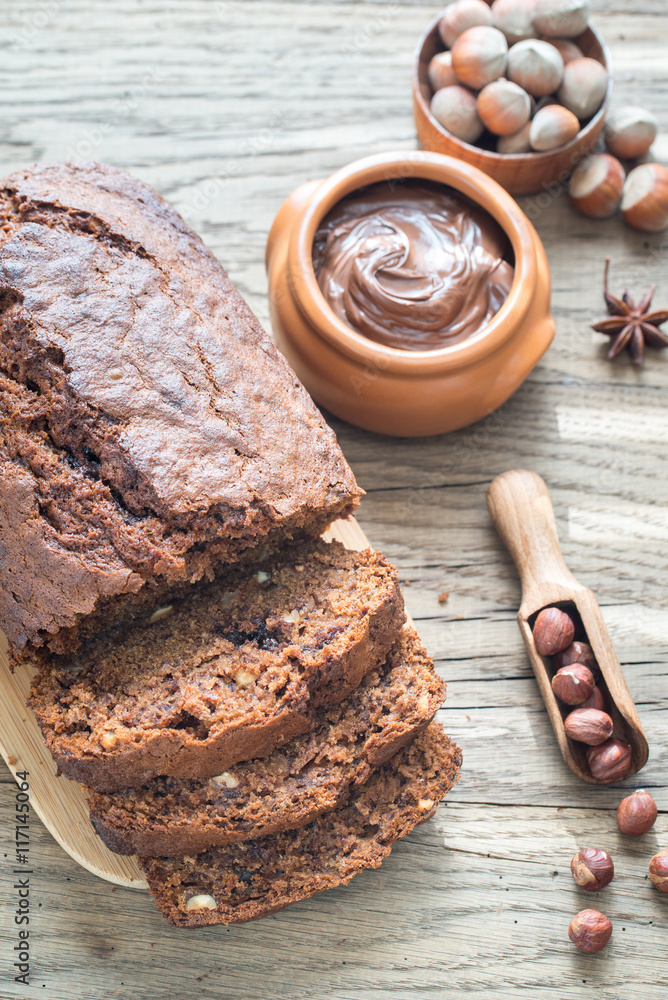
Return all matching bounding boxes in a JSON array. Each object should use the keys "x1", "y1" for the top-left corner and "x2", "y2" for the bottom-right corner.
[
  {"x1": 497, "y1": 121, "x2": 532, "y2": 153},
  {"x1": 438, "y1": 0, "x2": 494, "y2": 49},
  {"x1": 431, "y1": 85, "x2": 485, "y2": 144},
  {"x1": 211, "y1": 771, "x2": 240, "y2": 789},
  {"x1": 477, "y1": 79, "x2": 532, "y2": 136},
  {"x1": 533, "y1": 0, "x2": 590, "y2": 38},
  {"x1": 532, "y1": 607, "x2": 575, "y2": 656},
  {"x1": 552, "y1": 640, "x2": 598, "y2": 674},
  {"x1": 490, "y1": 0, "x2": 537, "y2": 45},
  {"x1": 564, "y1": 707, "x2": 613, "y2": 746},
  {"x1": 604, "y1": 105, "x2": 658, "y2": 160},
  {"x1": 234, "y1": 667, "x2": 258, "y2": 687},
  {"x1": 529, "y1": 104, "x2": 580, "y2": 151},
  {"x1": 621, "y1": 162, "x2": 668, "y2": 233},
  {"x1": 428, "y1": 51, "x2": 458, "y2": 92},
  {"x1": 568, "y1": 154, "x2": 625, "y2": 219},
  {"x1": 149, "y1": 604, "x2": 174, "y2": 623},
  {"x1": 100, "y1": 730, "x2": 120, "y2": 751},
  {"x1": 568, "y1": 909, "x2": 612, "y2": 953},
  {"x1": 586, "y1": 737, "x2": 632, "y2": 783},
  {"x1": 507, "y1": 38, "x2": 564, "y2": 97},
  {"x1": 451, "y1": 25, "x2": 509, "y2": 91},
  {"x1": 617, "y1": 790, "x2": 658, "y2": 836},
  {"x1": 552, "y1": 664, "x2": 595, "y2": 705},
  {"x1": 557, "y1": 57, "x2": 608, "y2": 121},
  {"x1": 418, "y1": 798, "x2": 435, "y2": 811},
  {"x1": 648, "y1": 850, "x2": 668, "y2": 893},
  {"x1": 570, "y1": 848, "x2": 614, "y2": 891},
  {"x1": 579, "y1": 685, "x2": 607, "y2": 713},
  {"x1": 548, "y1": 37, "x2": 584, "y2": 64},
  {"x1": 184, "y1": 894, "x2": 218, "y2": 911}
]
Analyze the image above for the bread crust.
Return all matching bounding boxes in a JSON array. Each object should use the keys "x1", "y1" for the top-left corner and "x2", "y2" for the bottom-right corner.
[{"x1": 0, "y1": 162, "x2": 361, "y2": 657}]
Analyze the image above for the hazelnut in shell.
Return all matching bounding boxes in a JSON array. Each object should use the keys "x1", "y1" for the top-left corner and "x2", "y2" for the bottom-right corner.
[
  {"x1": 477, "y1": 79, "x2": 532, "y2": 136},
  {"x1": 621, "y1": 162, "x2": 668, "y2": 233},
  {"x1": 507, "y1": 38, "x2": 564, "y2": 97},
  {"x1": 564, "y1": 707, "x2": 614, "y2": 746},
  {"x1": 451, "y1": 25, "x2": 509, "y2": 91},
  {"x1": 529, "y1": 103, "x2": 580, "y2": 151},
  {"x1": 568, "y1": 909, "x2": 612, "y2": 953},
  {"x1": 438, "y1": 0, "x2": 495, "y2": 49},
  {"x1": 548, "y1": 37, "x2": 584, "y2": 64},
  {"x1": 431, "y1": 85, "x2": 485, "y2": 144},
  {"x1": 568, "y1": 153, "x2": 626, "y2": 218},
  {"x1": 579, "y1": 685, "x2": 607, "y2": 713},
  {"x1": 557, "y1": 57, "x2": 609, "y2": 121},
  {"x1": 551, "y1": 664, "x2": 595, "y2": 706},
  {"x1": 497, "y1": 121, "x2": 532, "y2": 153},
  {"x1": 553, "y1": 640, "x2": 598, "y2": 674},
  {"x1": 428, "y1": 51, "x2": 458, "y2": 92},
  {"x1": 431, "y1": 85, "x2": 485, "y2": 142},
  {"x1": 532, "y1": 606, "x2": 575, "y2": 655},
  {"x1": 617, "y1": 790, "x2": 657, "y2": 836},
  {"x1": 490, "y1": 0, "x2": 537, "y2": 45},
  {"x1": 571, "y1": 848, "x2": 614, "y2": 891},
  {"x1": 604, "y1": 105, "x2": 658, "y2": 160},
  {"x1": 648, "y1": 850, "x2": 668, "y2": 893},
  {"x1": 586, "y1": 737, "x2": 632, "y2": 782},
  {"x1": 533, "y1": 0, "x2": 590, "y2": 39}
]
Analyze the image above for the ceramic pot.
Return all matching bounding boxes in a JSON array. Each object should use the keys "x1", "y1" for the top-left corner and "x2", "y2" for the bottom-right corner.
[
  {"x1": 413, "y1": 21, "x2": 611, "y2": 196},
  {"x1": 266, "y1": 150, "x2": 555, "y2": 437}
]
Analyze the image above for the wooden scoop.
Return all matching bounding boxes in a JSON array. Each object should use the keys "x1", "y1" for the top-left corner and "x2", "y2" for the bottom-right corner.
[{"x1": 487, "y1": 469, "x2": 648, "y2": 784}]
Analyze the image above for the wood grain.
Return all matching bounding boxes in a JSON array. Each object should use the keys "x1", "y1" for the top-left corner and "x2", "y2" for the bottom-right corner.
[{"x1": 0, "y1": 1, "x2": 667, "y2": 998}]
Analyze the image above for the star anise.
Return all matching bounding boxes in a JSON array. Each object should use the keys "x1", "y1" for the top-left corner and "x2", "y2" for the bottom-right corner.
[{"x1": 591, "y1": 257, "x2": 668, "y2": 365}]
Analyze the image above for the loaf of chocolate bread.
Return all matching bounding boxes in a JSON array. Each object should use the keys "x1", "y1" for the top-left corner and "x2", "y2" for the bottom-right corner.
[
  {"x1": 30, "y1": 539, "x2": 405, "y2": 791},
  {"x1": 0, "y1": 162, "x2": 361, "y2": 660},
  {"x1": 140, "y1": 723, "x2": 461, "y2": 927},
  {"x1": 88, "y1": 626, "x2": 444, "y2": 855}
]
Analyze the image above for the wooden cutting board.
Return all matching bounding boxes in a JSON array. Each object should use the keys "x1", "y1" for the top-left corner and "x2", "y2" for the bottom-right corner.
[{"x1": 0, "y1": 517, "x2": 372, "y2": 890}]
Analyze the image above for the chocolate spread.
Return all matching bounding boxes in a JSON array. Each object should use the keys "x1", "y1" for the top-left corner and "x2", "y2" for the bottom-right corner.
[{"x1": 312, "y1": 180, "x2": 514, "y2": 352}]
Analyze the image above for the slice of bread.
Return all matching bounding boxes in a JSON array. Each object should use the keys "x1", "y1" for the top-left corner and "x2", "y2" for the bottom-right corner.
[
  {"x1": 30, "y1": 540, "x2": 405, "y2": 791},
  {"x1": 140, "y1": 723, "x2": 461, "y2": 927},
  {"x1": 89, "y1": 626, "x2": 444, "y2": 856}
]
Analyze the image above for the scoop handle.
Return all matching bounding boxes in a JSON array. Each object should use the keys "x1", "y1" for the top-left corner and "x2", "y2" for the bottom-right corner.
[{"x1": 487, "y1": 470, "x2": 580, "y2": 605}]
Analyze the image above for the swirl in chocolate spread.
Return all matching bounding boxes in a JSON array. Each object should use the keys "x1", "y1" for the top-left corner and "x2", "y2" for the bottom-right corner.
[{"x1": 312, "y1": 181, "x2": 515, "y2": 352}]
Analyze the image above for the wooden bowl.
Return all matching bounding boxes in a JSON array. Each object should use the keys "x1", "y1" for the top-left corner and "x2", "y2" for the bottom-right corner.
[{"x1": 413, "y1": 19, "x2": 612, "y2": 196}]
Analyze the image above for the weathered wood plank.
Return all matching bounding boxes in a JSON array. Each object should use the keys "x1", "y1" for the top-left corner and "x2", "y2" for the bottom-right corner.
[{"x1": 1, "y1": 1, "x2": 667, "y2": 997}]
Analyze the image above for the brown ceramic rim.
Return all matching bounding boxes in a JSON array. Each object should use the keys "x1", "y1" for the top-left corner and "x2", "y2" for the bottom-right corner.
[
  {"x1": 288, "y1": 150, "x2": 538, "y2": 375},
  {"x1": 413, "y1": 17, "x2": 612, "y2": 167}
]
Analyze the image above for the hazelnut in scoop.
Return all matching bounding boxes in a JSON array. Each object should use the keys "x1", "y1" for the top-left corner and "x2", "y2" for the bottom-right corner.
[
  {"x1": 551, "y1": 664, "x2": 595, "y2": 706},
  {"x1": 564, "y1": 707, "x2": 613, "y2": 746}
]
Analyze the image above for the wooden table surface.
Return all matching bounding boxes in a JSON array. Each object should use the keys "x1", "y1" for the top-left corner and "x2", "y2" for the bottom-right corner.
[{"x1": 1, "y1": 2, "x2": 667, "y2": 998}]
